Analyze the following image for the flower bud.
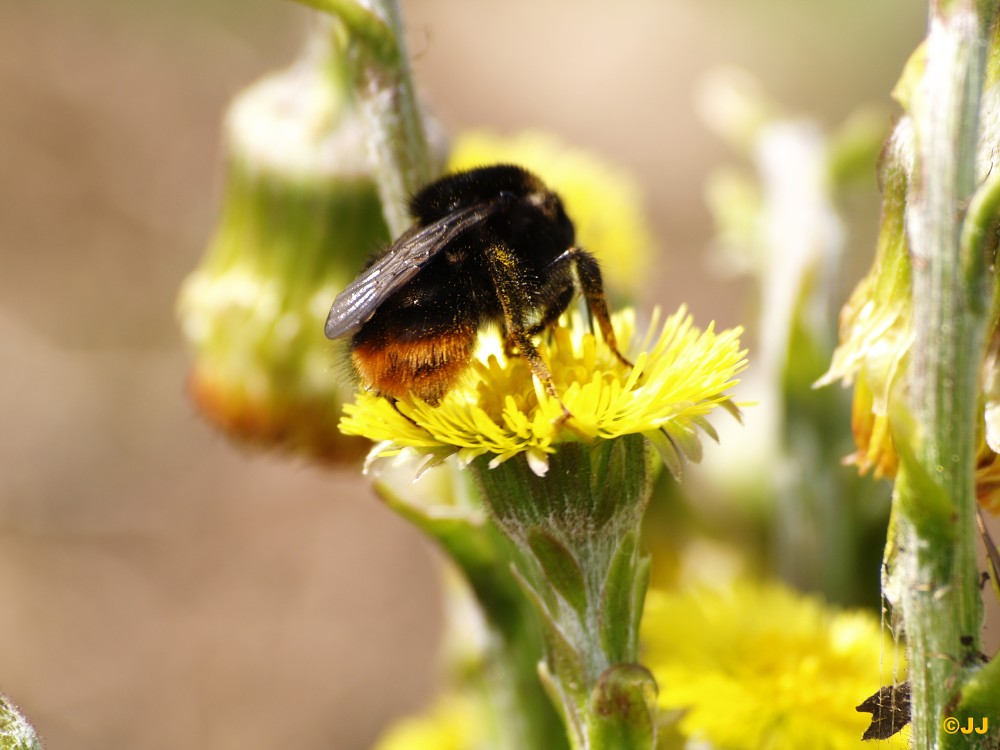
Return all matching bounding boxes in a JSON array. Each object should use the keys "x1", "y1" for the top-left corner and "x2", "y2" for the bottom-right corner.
[{"x1": 177, "y1": 26, "x2": 388, "y2": 463}]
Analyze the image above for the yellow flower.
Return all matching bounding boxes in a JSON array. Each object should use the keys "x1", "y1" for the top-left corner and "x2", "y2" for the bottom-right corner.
[
  {"x1": 372, "y1": 696, "x2": 483, "y2": 750},
  {"x1": 448, "y1": 131, "x2": 655, "y2": 299},
  {"x1": 641, "y1": 581, "x2": 909, "y2": 750},
  {"x1": 339, "y1": 307, "x2": 746, "y2": 476},
  {"x1": 846, "y1": 371, "x2": 899, "y2": 479}
]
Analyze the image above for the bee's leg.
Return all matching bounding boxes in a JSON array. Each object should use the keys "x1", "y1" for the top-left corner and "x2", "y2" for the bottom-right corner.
[
  {"x1": 502, "y1": 336, "x2": 517, "y2": 359},
  {"x1": 558, "y1": 247, "x2": 633, "y2": 368},
  {"x1": 501, "y1": 285, "x2": 574, "y2": 360},
  {"x1": 503, "y1": 286, "x2": 576, "y2": 357},
  {"x1": 507, "y1": 329, "x2": 561, "y2": 400},
  {"x1": 389, "y1": 397, "x2": 422, "y2": 427},
  {"x1": 487, "y1": 245, "x2": 564, "y2": 406},
  {"x1": 505, "y1": 328, "x2": 574, "y2": 429},
  {"x1": 523, "y1": 284, "x2": 575, "y2": 338}
]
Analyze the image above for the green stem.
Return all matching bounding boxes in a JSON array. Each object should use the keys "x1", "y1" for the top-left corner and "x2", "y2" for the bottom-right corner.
[
  {"x1": 375, "y1": 478, "x2": 569, "y2": 750},
  {"x1": 471, "y1": 436, "x2": 658, "y2": 750},
  {"x1": 900, "y1": 2, "x2": 997, "y2": 746},
  {"x1": 288, "y1": 0, "x2": 433, "y2": 235},
  {"x1": 289, "y1": 0, "x2": 398, "y2": 65}
]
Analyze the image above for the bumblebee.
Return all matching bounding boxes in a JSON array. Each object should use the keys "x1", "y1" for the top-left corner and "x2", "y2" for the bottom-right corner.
[{"x1": 325, "y1": 164, "x2": 630, "y2": 405}]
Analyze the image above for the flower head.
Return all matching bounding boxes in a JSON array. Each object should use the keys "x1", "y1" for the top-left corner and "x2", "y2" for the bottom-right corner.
[
  {"x1": 339, "y1": 307, "x2": 746, "y2": 476},
  {"x1": 641, "y1": 581, "x2": 909, "y2": 750}
]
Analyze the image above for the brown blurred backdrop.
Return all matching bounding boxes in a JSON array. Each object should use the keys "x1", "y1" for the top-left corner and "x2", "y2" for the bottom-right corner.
[{"x1": 0, "y1": 1, "x2": 932, "y2": 748}]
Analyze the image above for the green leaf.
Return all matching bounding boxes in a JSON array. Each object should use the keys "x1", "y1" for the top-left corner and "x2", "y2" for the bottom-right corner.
[
  {"x1": 891, "y1": 41, "x2": 927, "y2": 110},
  {"x1": 891, "y1": 405, "x2": 957, "y2": 541},
  {"x1": 375, "y1": 477, "x2": 538, "y2": 636},
  {"x1": 511, "y1": 565, "x2": 588, "y2": 699},
  {"x1": 629, "y1": 553, "x2": 652, "y2": 661},
  {"x1": 527, "y1": 529, "x2": 589, "y2": 621},
  {"x1": 538, "y1": 663, "x2": 583, "y2": 748},
  {"x1": 600, "y1": 532, "x2": 641, "y2": 664}
]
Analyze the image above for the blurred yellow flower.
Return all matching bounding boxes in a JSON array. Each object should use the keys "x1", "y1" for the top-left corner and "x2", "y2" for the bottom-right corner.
[
  {"x1": 448, "y1": 131, "x2": 655, "y2": 298},
  {"x1": 339, "y1": 307, "x2": 746, "y2": 476},
  {"x1": 372, "y1": 696, "x2": 482, "y2": 750},
  {"x1": 641, "y1": 581, "x2": 909, "y2": 750},
  {"x1": 846, "y1": 371, "x2": 899, "y2": 479}
]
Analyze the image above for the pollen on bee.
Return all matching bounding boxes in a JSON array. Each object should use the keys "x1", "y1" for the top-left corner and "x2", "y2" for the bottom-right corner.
[{"x1": 351, "y1": 325, "x2": 479, "y2": 404}]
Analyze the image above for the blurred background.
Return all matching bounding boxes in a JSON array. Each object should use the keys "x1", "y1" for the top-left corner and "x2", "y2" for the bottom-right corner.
[{"x1": 0, "y1": 1, "x2": 936, "y2": 748}]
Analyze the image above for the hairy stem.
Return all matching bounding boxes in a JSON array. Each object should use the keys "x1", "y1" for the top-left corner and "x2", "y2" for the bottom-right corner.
[
  {"x1": 900, "y1": 2, "x2": 996, "y2": 746},
  {"x1": 289, "y1": 0, "x2": 433, "y2": 234}
]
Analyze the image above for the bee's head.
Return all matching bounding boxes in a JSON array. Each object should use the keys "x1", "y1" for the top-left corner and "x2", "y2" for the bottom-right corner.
[
  {"x1": 526, "y1": 186, "x2": 575, "y2": 246},
  {"x1": 410, "y1": 165, "x2": 576, "y2": 245}
]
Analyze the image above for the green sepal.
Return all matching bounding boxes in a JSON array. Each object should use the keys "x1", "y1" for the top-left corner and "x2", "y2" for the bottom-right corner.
[
  {"x1": 586, "y1": 438, "x2": 626, "y2": 530},
  {"x1": 717, "y1": 398, "x2": 743, "y2": 424},
  {"x1": 471, "y1": 435, "x2": 654, "y2": 548},
  {"x1": 645, "y1": 429, "x2": 684, "y2": 479},
  {"x1": 662, "y1": 422, "x2": 703, "y2": 464},
  {"x1": 690, "y1": 414, "x2": 720, "y2": 444}
]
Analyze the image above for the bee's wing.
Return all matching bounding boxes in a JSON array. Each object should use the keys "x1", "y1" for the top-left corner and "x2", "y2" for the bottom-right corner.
[{"x1": 324, "y1": 200, "x2": 503, "y2": 339}]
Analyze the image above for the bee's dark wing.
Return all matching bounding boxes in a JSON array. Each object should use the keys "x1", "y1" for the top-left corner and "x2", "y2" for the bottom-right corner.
[{"x1": 324, "y1": 199, "x2": 506, "y2": 339}]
